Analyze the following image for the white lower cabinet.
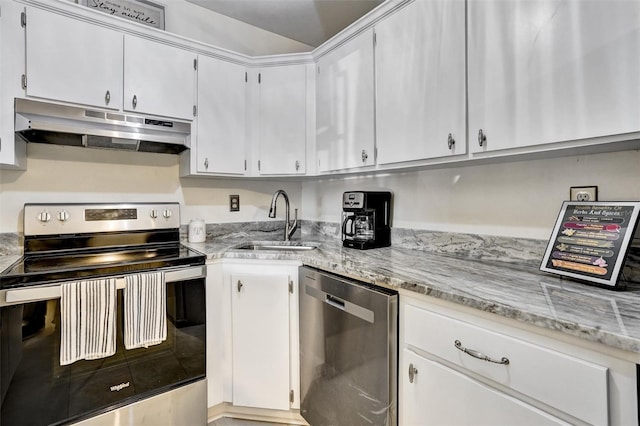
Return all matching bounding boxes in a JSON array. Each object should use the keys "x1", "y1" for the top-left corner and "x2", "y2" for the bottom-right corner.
[
  {"x1": 206, "y1": 260, "x2": 300, "y2": 414},
  {"x1": 400, "y1": 293, "x2": 638, "y2": 425},
  {"x1": 231, "y1": 269, "x2": 291, "y2": 409},
  {"x1": 402, "y1": 349, "x2": 567, "y2": 425}
]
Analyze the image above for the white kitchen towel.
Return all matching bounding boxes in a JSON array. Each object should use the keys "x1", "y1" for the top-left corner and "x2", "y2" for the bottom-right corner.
[
  {"x1": 60, "y1": 278, "x2": 117, "y2": 366},
  {"x1": 124, "y1": 271, "x2": 167, "y2": 350}
]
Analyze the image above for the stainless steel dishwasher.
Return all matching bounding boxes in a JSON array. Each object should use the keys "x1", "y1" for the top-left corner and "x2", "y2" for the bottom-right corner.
[{"x1": 299, "y1": 266, "x2": 398, "y2": 426}]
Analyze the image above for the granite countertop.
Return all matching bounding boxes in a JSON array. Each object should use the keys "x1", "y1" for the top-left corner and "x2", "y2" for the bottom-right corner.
[
  {"x1": 3, "y1": 228, "x2": 640, "y2": 356},
  {"x1": 184, "y1": 235, "x2": 640, "y2": 356}
]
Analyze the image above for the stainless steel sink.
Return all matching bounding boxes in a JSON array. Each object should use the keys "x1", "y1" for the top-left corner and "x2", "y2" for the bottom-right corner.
[{"x1": 235, "y1": 242, "x2": 318, "y2": 251}]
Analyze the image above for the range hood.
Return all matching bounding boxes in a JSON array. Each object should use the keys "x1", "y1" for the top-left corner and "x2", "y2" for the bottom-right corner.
[{"x1": 15, "y1": 99, "x2": 191, "y2": 154}]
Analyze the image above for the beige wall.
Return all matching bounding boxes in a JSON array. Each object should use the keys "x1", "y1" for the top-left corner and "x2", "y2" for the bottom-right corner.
[
  {"x1": 301, "y1": 150, "x2": 640, "y2": 240},
  {"x1": 2, "y1": 146, "x2": 639, "y2": 239},
  {"x1": 0, "y1": 144, "x2": 301, "y2": 233}
]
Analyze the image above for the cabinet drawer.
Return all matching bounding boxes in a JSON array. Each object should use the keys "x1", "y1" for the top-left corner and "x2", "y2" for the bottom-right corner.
[{"x1": 404, "y1": 304, "x2": 609, "y2": 425}]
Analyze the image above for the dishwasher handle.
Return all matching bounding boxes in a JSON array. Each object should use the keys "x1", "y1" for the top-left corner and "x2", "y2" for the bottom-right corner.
[
  {"x1": 325, "y1": 294, "x2": 345, "y2": 310},
  {"x1": 304, "y1": 283, "x2": 374, "y2": 323}
]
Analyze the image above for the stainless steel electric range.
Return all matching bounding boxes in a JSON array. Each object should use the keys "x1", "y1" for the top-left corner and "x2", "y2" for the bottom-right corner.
[{"x1": 0, "y1": 203, "x2": 207, "y2": 426}]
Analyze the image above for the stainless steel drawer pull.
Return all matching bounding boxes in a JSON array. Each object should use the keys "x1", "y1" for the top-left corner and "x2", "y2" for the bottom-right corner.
[
  {"x1": 408, "y1": 363, "x2": 418, "y2": 383},
  {"x1": 454, "y1": 340, "x2": 509, "y2": 365}
]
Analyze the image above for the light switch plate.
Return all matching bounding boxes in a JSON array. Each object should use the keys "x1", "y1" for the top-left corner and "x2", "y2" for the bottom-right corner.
[
  {"x1": 570, "y1": 186, "x2": 598, "y2": 202},
  {"x1": 229, "y1": 194, "x2": 240, "y2": 212}
]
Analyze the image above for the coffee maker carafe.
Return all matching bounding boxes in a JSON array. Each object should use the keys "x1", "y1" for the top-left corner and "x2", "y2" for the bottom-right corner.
[{"x1": 342, "y1": 191, "x2": 392, "y2": 249}]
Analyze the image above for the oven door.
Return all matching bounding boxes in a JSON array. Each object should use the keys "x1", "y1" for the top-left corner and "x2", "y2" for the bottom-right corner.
[{"x1": 0, "y1": 266, "x2": 206, "y2": 426}]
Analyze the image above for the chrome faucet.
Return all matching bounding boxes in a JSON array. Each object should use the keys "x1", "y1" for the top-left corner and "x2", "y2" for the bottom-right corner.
[{"x1": 268, "y1": 189, "x2": 298, "y2": 241}]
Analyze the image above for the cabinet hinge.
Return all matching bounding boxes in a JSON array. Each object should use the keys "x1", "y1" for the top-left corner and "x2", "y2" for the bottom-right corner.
[
  {"x1": 20, "y1": 11, "x2": 26, "y2": 27},
  {"x1": 289, "y1": 390, "x2": 294, "y2": 404},
  {"x1": 193, "y1": 58, "x2": 197, "y2": 70},
  {"x1": 193, "y1": 105, "x2": 197, "y2": 117},
  {"x1": 258, "y1": 160, "x2": 261, "y2": 171},
  {"x1": 288, "y1": 280, "x2": 293, "y2": 294},
  {"x1": 258, "y1": 73, "x2": 261, "y2": 84},
  {"x1": 21, "y1": 74, "x2": 27, "y2": 89}
]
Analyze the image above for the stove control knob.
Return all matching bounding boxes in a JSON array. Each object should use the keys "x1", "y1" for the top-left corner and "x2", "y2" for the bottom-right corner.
[
  {"x1": 37, "y1": 211, "x2": 51, "y2": 223},
  {"x1": 163, "y1": 209, "x2": 173, "y2": 219},
  {"x1": 57, "y1": 210, "x2": 70, "y2": 222},
  {"x1": 150, "y1": 209, "x2": 158, "y2": 219}
]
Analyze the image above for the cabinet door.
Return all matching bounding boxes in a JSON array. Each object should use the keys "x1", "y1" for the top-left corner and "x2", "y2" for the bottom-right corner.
[
  {"x1": 401, "y1": 349, "x2": 568, "y2": 425},
  {"x1": 124, "y1": 35, "x2": 195, "y2": 120},
  {"x1": 375, "y1": 0, "x2": 466, "y2": 164},
  {"x1": 196, "y1": 55, "x2": 246, "y2": 175},
  {"x1": 25, "y1": 7, "x2": 123, "y2": 110},
  {"x1": 231, "y1": 272, "x2": 290, "y2": 410},
  {"x1": 316, "y1": 29, "x2": 375, "y2": 172},
  {"x1": 0, "y1": 0, "x2": 27, "y2": 168},
  {"x1": 258, "y1": 65, "x2": 307, "y2": 175},
  {"x1": 468, "y1": 0, "x2": 640, "y2": 153}
]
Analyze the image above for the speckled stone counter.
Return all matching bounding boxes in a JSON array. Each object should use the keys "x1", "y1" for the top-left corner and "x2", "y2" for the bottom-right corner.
[
  {"x1": 183, "y1": 228, "x2": 640, "y2": 356},
  {"x1": 3, "y1": 223, "x2": 640, "y2": 356}
]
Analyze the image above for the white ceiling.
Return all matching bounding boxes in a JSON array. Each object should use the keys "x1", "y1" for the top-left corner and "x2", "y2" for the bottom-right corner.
[{"x1": 184, "y1": 0, "x2": 384, "y2": 48}]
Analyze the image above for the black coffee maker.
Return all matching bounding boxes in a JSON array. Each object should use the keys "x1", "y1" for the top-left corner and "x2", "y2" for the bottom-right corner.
[{"x1": 342, "y1": 191, "x2": 392, "y2": 249}]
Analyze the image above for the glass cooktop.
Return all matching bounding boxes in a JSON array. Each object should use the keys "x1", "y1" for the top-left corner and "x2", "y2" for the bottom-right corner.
[{"x1": 0, "y1": 244, "x2": 205, "y2": 289}]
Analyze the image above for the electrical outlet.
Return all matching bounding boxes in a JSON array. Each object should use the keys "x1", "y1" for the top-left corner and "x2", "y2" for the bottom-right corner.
[
  {"x1": 229, "y1": 194, "x2": 240, "y2": 212},
  {"x1": 570, "y1": 186, "x2": 598, "y2": 202}
]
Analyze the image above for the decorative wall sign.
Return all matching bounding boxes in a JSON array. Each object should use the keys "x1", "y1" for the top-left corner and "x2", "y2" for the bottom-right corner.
[
  {"x1": 80, "y1": 0, "x2": 165, "y2": 30},
  {"x1": 540, "y1": 201, "x2": 640, "y2": 288}
]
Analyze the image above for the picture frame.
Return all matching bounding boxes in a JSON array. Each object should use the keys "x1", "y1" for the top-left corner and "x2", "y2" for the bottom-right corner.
[
  {"x1": 540, "y1": 201, "x2": 640, "y2": 288},
  {"x1": 79, "y1": 0, "x2": 165, "y2": 30}
]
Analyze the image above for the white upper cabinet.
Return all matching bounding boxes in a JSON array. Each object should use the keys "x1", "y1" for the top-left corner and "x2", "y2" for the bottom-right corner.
[
  {"x1": 0, "y1": 0, "x2": 26, "y2": 169},
  {"x1": 316, "y1": 28, "x2": 375, "y2": 172},
  {"x1": 468, "y1": 0, "x2": 640, "y2": 153},
  {"x1": 195, "y1": 55, "x2": 247, "y2": 175},
  {"x1": 25, "y1": 7, "x2": 123, "y2": 110},
  {"x1": 257, "y1": 64, "x2": 307, "y2": 175},
  {"x1": 123, "y1": 35, "x2": 196, "y2": 120},
  {"x1": 375, "y1": 0, "x2": 466, "y2": 165}
]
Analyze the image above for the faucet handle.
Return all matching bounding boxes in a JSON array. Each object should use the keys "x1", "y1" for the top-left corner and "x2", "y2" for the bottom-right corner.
[{"x1": 294, "y1": 208, "x2": 298, "y2": 220}]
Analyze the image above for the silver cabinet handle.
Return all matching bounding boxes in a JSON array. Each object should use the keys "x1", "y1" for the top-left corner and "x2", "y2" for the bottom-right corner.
[
  {"x1": 237, "y1": 280, "x2": 243, "y2": 292},
  {"x1": 132, "y1": 94, "x2": 138, "y2": 109},
  {"x1": 204, "y1": 158, "x2": 209, "y2": 169},
  {"x1": 361, "y1": 149, "x2": 368, "y2": 163},
  {"x1": 447, "y1": 133, "x2": 455, "y2": 150},
  {"x1": 105, "y1": 90, "x2": 111, "y2": 105},
  {"x1": 454, "y1": 340, "x2": 509, "y2": 365},
  {"x1": 295, "y1": 160, "x2": 300, "y2": 171},
  {"x1": 478, "y1": 129, "x2": 486, "y2": 147},
  {"x1": 408, "y1": 363, "x2": 418, "y2": 383}
]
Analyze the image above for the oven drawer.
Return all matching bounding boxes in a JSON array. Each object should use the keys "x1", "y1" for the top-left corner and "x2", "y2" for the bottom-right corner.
[{"x1": 404, "y1": 304, "x2": 608, "y2": 425}]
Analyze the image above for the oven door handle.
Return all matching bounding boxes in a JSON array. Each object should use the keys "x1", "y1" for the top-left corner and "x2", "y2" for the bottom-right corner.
[{"x1": 1, "y1": 266, "x2": 206, "y2": 306}]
